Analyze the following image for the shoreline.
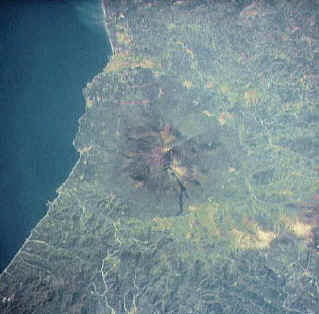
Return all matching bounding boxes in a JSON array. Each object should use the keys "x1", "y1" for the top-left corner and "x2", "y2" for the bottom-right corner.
[{"x1": 0, "y1": 0, "x2": 110, "y2": 280}]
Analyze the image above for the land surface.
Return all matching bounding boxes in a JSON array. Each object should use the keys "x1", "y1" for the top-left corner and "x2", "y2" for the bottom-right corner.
[{"x1": 1, "y1": 0, "x2": 319, "y2": 313}]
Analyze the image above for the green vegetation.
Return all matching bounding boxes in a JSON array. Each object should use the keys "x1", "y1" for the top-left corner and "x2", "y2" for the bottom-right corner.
[{"x1": 1, "y1": 0, "x2": 319, "y2": 313}]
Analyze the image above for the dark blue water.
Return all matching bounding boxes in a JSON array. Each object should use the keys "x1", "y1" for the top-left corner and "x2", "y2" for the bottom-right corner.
[{"x1": 0, "y1": 0, "x2": 110, "y2": 272}]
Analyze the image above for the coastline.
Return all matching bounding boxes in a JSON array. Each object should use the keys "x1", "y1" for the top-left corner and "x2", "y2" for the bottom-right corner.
[
  {"x1": 101, "y1": 0, "x2": 114, "y2": 56},
  {"x1": 0, "y1": 0, "x2": 110, "y2": 286},
  {"x1": 1, "y1": 1, "x2": 318, "y2": 313}
]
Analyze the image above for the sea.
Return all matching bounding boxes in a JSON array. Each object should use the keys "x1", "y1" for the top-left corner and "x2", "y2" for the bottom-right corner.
[{"x1": 0, "y1": 0, "x2": 111, "y2": 272}]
